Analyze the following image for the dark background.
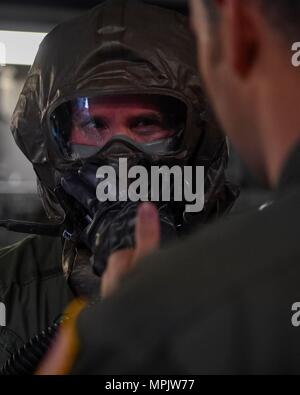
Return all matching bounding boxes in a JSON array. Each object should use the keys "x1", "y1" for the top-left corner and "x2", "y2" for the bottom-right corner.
[{"x1": 0, "y1": 0, "x2": 270, "y2": 248}]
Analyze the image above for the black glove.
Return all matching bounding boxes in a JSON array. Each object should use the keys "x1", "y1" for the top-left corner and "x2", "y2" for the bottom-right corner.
[{"x1": 61, "y1": 163, "x2": 177, "y2": 276}]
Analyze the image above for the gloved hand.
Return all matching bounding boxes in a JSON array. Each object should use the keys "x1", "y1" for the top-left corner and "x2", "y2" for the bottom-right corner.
[
  {"x1": 62, "y1": 240, "x2": 101, "y2": 299},
  {"x1": 61, "y1": 163, "x2": 177, "y2": 276}
]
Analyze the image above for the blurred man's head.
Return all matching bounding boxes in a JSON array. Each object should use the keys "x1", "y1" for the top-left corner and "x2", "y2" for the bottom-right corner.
[{"x1": 190, "y1": 0, "x2": 300, "y2": 187}]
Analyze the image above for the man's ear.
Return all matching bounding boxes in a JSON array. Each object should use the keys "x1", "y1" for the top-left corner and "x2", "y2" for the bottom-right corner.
[{"x1": 224, "y1": 0, "x2": 259, "y2": 78}]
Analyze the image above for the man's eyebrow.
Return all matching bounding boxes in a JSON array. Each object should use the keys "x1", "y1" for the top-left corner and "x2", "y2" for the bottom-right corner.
[
  {"x1": 130, "y1": 111, "x2": 164, "y2": 121},
  {"x1": 76, "y1": 112, "x2": 109, "y2": 124}
]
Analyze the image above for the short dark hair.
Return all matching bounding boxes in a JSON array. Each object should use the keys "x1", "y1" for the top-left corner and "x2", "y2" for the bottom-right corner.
[{"x1": 203, "y1": 0, "x2": 300, "y2": 41}]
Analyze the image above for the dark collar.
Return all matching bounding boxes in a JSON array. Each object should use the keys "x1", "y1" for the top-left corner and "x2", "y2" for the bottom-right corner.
[{"x1": 277, "y1": 142, "x2": 300, "y2": 192}]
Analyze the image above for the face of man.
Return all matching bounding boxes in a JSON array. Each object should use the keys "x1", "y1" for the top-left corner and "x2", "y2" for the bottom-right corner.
[
  {"x1": 190, "y1": 0, "x2": 266, "y2": 181},
  {"x1": 70, "y1": 94, "x2": 177, "y2": 149}
]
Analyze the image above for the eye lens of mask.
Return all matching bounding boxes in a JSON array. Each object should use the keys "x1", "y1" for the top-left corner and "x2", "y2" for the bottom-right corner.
[{"x1": 50, "y1": 95, "x2": 187, "y2": 160}]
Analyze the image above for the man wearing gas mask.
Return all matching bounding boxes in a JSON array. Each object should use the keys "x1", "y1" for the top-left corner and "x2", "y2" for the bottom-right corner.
[{"x1": 0, "y1": 0, "x2": 237, "y2": 373}]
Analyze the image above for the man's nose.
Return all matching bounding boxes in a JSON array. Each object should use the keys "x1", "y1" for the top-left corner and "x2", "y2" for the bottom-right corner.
[{"x1": 109, "y1": 124, "x2": 133, "y2": 140}]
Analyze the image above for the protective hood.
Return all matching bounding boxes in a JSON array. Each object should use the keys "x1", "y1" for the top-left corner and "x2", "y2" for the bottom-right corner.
[{"x1": 11, "y1": 0, "x2": 233, "y2": 223}]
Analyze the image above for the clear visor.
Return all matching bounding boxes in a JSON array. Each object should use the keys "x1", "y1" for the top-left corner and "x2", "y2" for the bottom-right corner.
[{"x1": 50, "y1": 94, "x2": 186, "y2": 160}]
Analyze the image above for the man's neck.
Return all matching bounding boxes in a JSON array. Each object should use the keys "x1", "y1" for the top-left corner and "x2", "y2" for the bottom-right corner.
[{"x1": 257, "y1": 71, "x2": 300, "y2": 188}]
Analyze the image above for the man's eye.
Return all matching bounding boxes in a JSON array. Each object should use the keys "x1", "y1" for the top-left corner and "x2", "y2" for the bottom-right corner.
[
  {"x1": 93, "y1": 118, "x2": 106, "y2": 129},
  {"x1": 80, "y1": 118, "x2": 105, "y2": 130},
  {"x1": 133, "y1": 118, "x2": 161, "y2": 130}
]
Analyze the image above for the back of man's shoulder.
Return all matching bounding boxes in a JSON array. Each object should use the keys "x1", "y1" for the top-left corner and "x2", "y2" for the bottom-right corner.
[
  {"x1": 158, "y1": 187, "x2": 300, "y2": 297},
  {"x1": 136, "y1": 187, "x2": 300, "y2": 373},
  {"x1": 74, "y1": 187, "x2": 300, "y2": 374}
]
